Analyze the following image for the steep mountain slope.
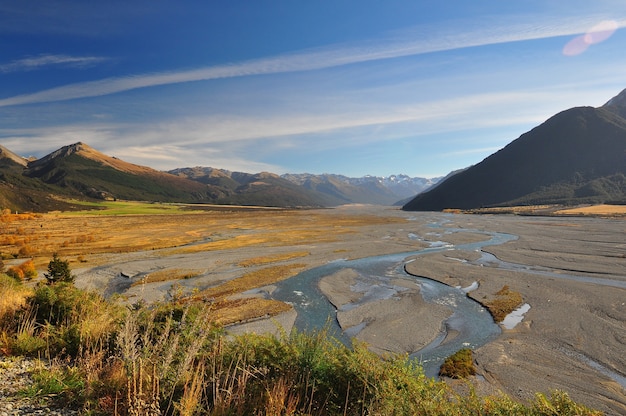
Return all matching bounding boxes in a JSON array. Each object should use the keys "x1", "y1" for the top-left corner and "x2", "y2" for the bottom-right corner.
[
  {"x1": 24, "y1": 143, "x2": 219, "y2": 203},
  {"x1": 0, "y1": 146, "x2": 81, "y2": 212},
  {"x1": 403, "y1": 89, "x2": 626, "y2": 211},
  {"x1": 0, "y1": 145, "x2": 28, "y2": 167}
]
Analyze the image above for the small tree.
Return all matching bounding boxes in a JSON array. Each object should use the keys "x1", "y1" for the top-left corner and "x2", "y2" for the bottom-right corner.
[{"x1": 44, "y1": 253, "x2": 74, "y2": 284}]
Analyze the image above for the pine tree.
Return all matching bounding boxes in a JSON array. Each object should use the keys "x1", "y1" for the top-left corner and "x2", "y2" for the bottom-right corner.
[{"x1": 44, "y1": 253, "x2": 74, "y2": 284}]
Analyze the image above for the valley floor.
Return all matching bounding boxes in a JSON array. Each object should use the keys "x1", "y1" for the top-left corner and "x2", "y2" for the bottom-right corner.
[{"x1": 5, "y1": 204, "x2": 625, "y2": 414}]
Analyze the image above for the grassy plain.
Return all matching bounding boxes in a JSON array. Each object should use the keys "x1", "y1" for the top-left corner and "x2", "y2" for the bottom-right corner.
[
  {"x1": 1, "y1": 201, "x2": 401, "y2": 267},
  {"x1": 553, "y1": 203, "x2": 626, "y2": 216},
  {"x1": 0, "y1": 201, "x2": 407, "y2": 324},
  {"x1": 460, "y1": 203, "x2": 626, "y2": 216}
]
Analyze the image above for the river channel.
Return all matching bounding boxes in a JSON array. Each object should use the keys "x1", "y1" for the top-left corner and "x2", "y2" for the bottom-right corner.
[{"x1": 271, "y1": 220, "x2": 519, "y2": 377}]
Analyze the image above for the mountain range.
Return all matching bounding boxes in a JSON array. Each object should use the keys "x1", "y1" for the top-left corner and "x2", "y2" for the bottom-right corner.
[
  {"x1": 3, "y1": 88, "x2": 625, "y2": 213},
  {"x1": 403, "y1": 88, "x2": 626, "y2": 211},
  {"x1": 0, "y1": 142, "x2": 437, "y2": 212}
]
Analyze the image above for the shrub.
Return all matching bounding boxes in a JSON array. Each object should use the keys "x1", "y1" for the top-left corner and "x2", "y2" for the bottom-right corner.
[
  {"x1": 439, "y1": 348, "x2": 476, "y2": 379},
  {"x1": 484, "y1": 285, "x2": 524, "y2": 322},
  {"x1": 23, "y1": 364, "x2": 86, "y2": 406},
  {"x1": 6, "y1": 259, "x2": 37, "y2": 281},
  {"x1": 26, "y1": 283, "x2": 124, "y2": 357},
  {"x1": 18, "y1": 244, "x2": 37, "y2": 257},
  {"x1": 11, "y1": 306, "x2": 46, "y2": 356}
]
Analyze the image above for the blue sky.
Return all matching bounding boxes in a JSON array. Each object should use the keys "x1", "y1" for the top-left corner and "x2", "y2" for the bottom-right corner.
[{"x1": 1, "y1": 1, "x2": 625, "y2": 178}]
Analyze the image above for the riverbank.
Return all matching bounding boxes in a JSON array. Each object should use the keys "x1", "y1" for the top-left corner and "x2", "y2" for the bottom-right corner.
[{"x1": 0, "y1": 357, "x2": 80, "y2": 416}]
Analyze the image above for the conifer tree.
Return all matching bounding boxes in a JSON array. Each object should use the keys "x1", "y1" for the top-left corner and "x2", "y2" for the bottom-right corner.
[{"x1": 44, "y1": 253, "x2": 74, "y2": 284}]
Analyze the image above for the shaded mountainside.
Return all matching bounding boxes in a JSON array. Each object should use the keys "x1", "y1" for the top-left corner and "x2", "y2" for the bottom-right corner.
[
  {"x1": 0, "y1": 149, "x2": 80, "y2": 212},
  {"x1": 404, "y1": 88, "x2": 626, "y2": 211},
  {"x1": 170, "y1": 167, "x2": 336, "y2": 207}
]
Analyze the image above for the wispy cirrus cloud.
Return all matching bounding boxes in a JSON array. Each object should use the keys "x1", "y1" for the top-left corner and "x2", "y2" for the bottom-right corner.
[
  {"x1": 0, "y1": 13, "x2": 624, "y2": 108},
  {"x1": 0, "y1": 54, "x2": 109, "y2": 73}
]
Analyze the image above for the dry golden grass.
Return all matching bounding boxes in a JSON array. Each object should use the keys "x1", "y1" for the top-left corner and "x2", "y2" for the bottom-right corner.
[
  {"x1": 0, "y1": 205, "x2": 404, "y2": 270},
  {"x1": 193, "y1": 264, "x2": 307, "y2": 300},
  {"x1": 130, "y1": 268, "x2": 203, "y2": 287},
  {"x1": 554, "y1": 204, "x2": 626, "y2": 216},
  {"x1": 210, "y1": 298, "x2": 292, "y2": 325},
  {"x1": 483, "y1": 285, "x2": 523, "y2": 323},
  {"x1": 0, "y1": 276, "x2": 33, "y2": 323},
  {"x1": 461, "y1": 204, "x2": 626, "y2": 217},
  {"x1": 459, "y1": 205, "x2": 557, "y2": 215},
  {"x1": 238, "y1": 251, "x2": 309, "y2": 267},
  {"x1": 0, "y1": 203, "x2": 406, "y2": 324}
]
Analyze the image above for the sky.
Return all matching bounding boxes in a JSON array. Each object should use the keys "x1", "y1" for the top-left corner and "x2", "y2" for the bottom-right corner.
[{"x1": 1, "y1": 1, "x2": 625, "y2": 178}]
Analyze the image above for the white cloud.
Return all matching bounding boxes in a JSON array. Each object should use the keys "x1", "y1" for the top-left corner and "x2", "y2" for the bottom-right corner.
[
  {"x1": 120, "y1": 89, "x2": 581, "y2": 148},
  {"x1": 1, "y1": 13, "x2": 624, "y2": 107},
  {"x1": 0, "y1": 54, "x2": 109, "y2": 73},
  {"x1": 116, "y1": 145, "x2": 282, "y2": 173}
]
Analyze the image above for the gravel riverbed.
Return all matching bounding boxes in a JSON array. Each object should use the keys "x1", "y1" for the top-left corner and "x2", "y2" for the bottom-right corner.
[{"x1": 0, "y1": 357, "x2": 80, "y2": 416}]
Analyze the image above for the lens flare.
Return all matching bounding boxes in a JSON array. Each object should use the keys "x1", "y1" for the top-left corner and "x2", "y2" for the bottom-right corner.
[
  {"x1": 563, "y1": 20, "x2": 619, "y2": 56},
  {"x1": 585, "y1": 20, "x2": 619, "y2": 44}
]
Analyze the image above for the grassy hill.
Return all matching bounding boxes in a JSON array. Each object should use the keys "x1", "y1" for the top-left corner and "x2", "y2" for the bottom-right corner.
[{"x1": 0, "y1": 143, "x2": 333, "y2": 212}]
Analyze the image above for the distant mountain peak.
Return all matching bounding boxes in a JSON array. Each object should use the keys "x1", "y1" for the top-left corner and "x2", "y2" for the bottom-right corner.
[
  {"x1": 29, "y1": 141, "x2": 155, "y2": 176},
  {"x1": 603, "y1": 88, "x2": 626, "y2": 108}
]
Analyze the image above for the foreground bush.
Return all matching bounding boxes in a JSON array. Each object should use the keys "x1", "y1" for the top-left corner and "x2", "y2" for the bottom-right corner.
[
  {"x1": 2, "y1": 279, "x2": 124, "y2": 357},
  {"x1": 1, "y1": 279, "x2": 602, "y2": 415}
]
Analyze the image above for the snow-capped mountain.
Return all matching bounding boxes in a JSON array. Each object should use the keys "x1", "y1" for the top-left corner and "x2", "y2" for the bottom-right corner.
[{"x1": 282, "y1": 173, "x2": 441, "y2": 205}]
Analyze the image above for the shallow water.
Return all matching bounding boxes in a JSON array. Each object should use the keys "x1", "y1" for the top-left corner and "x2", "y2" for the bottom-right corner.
[
  {"x1": 477, "y1": 252, "x2": 626, "y2": 289},
  {"x1": 272, "y1": 217, "x2": 517, "y2": 377},
  {"x1": 272, "y1": 214, "x2": 625, "y2": 378},
  {"x1": 501, "y1": 303, "x2": 531, "y2": 330}
]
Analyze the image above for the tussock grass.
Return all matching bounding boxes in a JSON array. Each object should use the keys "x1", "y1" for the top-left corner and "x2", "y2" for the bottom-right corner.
[
  {"x1": 210, "y1": 298, "x2": 292, "y2": 326},
  {"x1": 484, "y1": 285, "x2": 524, "y2": 323},
  {"x1": 0, "y1": 207, "x2": 403, "y2": 270},
  {"x1": 0, "y1": 274, "x2": 34, "y2": 354},
  {"x1": 193, "y1": 264, "x2": 307, "y2": 300},
  {"x1": 130, "y1": 269, "x2": 203, "y2": 287},
  {"x1": 238, "y1": 251, "x2": 310, "y2": 267},
  {"x1": 554, "y1": 204, "x2": 626, "y2": 216},
  {"x1": 173, "y1": 229, "x2": 342, "y2": 254},
  {"x1": 0, "y1": 274, "x2": 32, "y2": 319}
]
